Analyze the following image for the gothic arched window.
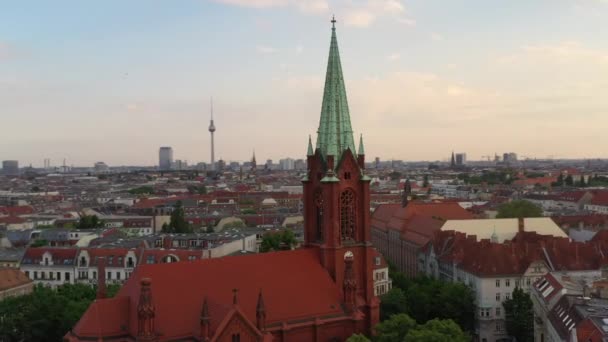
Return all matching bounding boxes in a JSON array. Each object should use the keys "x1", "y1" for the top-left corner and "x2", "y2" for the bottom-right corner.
[
  {"x1": 314, "y1": 189, "x2": 324, "y2": 242},
  {"x1": 340, "y1": 189, "x2": 356, "y2": 241}
]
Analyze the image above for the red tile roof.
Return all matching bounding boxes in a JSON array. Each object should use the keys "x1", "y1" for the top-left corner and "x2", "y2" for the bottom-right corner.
[
  {"x1": 430, "y1": 230, "x2": 608, "y2": 276},
  {"x1": 0, "y1": 268, "x2": 32, "y2": 291},
  {"x1": 0, "y1": 216, "x2": 26, "y2": 224},
  {"x1": 21, "y1": 247, "x2": 78, "y2": 265},
  {"x1": 71, "y1": 249, "x2": 344, "y2": 340},
  {"x1": 590, "y1": 191, "x2": 608, "y2": 206},
  {"x1": 0, "y1": 205, "x2": 34, "y2": 216}
]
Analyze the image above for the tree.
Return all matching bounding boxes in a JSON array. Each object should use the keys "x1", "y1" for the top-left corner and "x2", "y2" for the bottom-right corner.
[
  {"x1": 389, "y1": 171, "x2": 402, "y2": 181},
  {"x1": 503, "y1": 287, "x2": 534, "y2": 342},
  {"x1": 0, "y1": 283, "x2": 120, "y2": 342},
  {"x1": 375, "y1": 313, "x2": 417, "y2": 342},
  {"x1": 128, "y1": 186, "x2": 154, "y2": 195},
  {"x1": 346, "y1": 334, "x2": 370, "y2": 342},
  {"x1": 556, "y1": 174, "x2": 564, "y2": 186},
  {"x1": 259, "y1": 230, "x2": 297, "y2": 252},
  {"x1": 30, "y1": 239, "x2": 48, "y2": 247},
  {"x1": 423, "y1": 174, "x2": 429, "y2": 188},
  {"x1": 405, "y1": 318, "x2": 469, "y2": 342},
  {"x1": 496, "y1": 200, "x2": 542, "y2": 218},
  {"x1": 380, "y1": 288, "x2": 408, "y2": 321},
  {"x1": 565, "y1": 175, "x2": 574, "y2": 186},
  {"x1": 77, "y1": 215, "x2": 104, "y2": 229},
  {"x1": 162, "y1": 201, "x2": 192, "y2": 234},
  {"x1": 578, "y1": 176, "x2": 586, "y2": 187}
]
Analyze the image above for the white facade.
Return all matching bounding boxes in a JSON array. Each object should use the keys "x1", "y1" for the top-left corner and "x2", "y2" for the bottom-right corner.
[
  {"x1": 584, "y1": 203, "x2": 608, "y2": 214},
  {"x1": 373, "y1": 267, "x2": 392, "y2": 296},
  {"x1": 20, "y1": 251, "x2": 76, "y2": 288}
]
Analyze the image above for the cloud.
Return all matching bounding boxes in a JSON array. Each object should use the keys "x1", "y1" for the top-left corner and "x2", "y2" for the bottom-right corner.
[
  {"x1": 212, "y1": 0, "x2": 328, "y2": 14},
  {"x1": 343, "y1": 0, "x2": 409, "y2": 28},
  {"x1": 256, "y1": 45, "x2": 277, "y2": 54},
  {"x1": 397, "y1": 17, "x2": 416, "y2": 26},
  {"x1": 211, "y1": 0, "x2": 288, "y2": 8},
  {"x1": 126, "y1": 103, "x2": 140, "y2": 111},
  {"x1": 387, "y1": 53, "x2": 400, "y2": 61},
  {"x1": 431, "y1": 32, "x2": 444, "y2": 41},
  {"x1": 296, "y1": 0, "x2": 329, "y2": 14},
  {"x1": 344, "y1": 9, "x2": 376, "y2": 28},
  {"x1": 214, "y1": 0, "x2": 411, "y2": 27}
]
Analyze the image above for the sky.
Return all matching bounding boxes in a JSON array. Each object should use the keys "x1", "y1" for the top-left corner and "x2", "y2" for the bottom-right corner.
[{"x1": 1, "y1": 0, "x2": 607, "y2": 167}]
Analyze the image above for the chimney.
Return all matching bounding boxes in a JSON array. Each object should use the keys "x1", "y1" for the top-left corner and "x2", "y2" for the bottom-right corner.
[
  {"x1": 96, "y1": 257, "x2": 107, "y2": 299},
  {"x1": 518, "y1": 217, "x2": 525, "y2": 233}
]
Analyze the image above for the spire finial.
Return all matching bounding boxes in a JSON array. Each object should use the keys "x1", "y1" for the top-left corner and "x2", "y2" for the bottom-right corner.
[
  {"x1": 358, "y1": 134, "x2": 365, "y2": 156},
  {"x1": 331, "y1": 15, "x2": 336, "y2": 29},
  {"x1": 307, "y1": 135, "x2": 314, "y2": 156},
  {"x1": 210, "y1": 96, "x2": 214, "y2": 120}
]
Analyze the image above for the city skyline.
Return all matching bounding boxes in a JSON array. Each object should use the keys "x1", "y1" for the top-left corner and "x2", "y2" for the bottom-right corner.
[{"x1": 2, "y1": 0, "x2": 608, "y2": 166}]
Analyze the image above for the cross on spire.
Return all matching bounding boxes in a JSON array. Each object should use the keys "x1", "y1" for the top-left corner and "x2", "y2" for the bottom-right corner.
[{"x1": 331, "y1": 15, "x2": 336, "y2": 29}]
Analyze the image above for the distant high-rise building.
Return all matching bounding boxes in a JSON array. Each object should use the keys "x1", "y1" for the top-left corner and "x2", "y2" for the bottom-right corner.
[
  {"x1": 208, "y1": 98, "x2": 216, "y2": 171},
  {"x1": 159, "y1": 147, "x2": 173, "y2": 170},
  {"x1": 216, "y1": 159, "x2": 225, "y2": 172},
  {"x1": 455, "y1": 153, "x2": 467, "y2": 166},
  {"x1": 173, "y1": 159, "x2": 187, "y2": 170},
  {"x1": 294, "y1": 159, "x2": 306, "y2": 170},
  {"x1": 503, "y1": 152, "x2": 518, "y2": 163},
  {"x1": 375, "y1": 157, "x2": 380, "y2": 169},
  {"x1": 94, "y1": 162, "x2": 109, "y2": 172},
  {"x1": 279, "y1": 158, "x2": 295, "y2": 170},
  {"x1": 265, "y1": 159, "x2": 273, "y2": 170},
  {"x1": 2, "y1": 160, "x2": 19, "y2": 176}
]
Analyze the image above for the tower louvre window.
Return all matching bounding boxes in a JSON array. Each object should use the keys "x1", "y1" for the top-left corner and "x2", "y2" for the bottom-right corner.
[
  {"x1": 340, "y1": 189, "x2": 356, "y2": 241},
  {"x1": 314, "y1": 189, "x2": 324, "y2": 242}
]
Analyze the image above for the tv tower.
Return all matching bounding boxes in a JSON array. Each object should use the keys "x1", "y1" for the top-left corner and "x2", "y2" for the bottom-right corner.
[{"x1": 208, "y1": 98, "x2": 216, "y2": 171}]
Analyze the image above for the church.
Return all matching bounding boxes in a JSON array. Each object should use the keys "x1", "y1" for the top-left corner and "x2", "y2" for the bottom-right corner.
[{"x1": 65, "y1": 18, "x2": 381, "y2": 342}]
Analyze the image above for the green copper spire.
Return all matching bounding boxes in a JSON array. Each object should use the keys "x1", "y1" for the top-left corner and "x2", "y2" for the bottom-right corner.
[
  {"x1": 315, "y1": 16, "x2": 356, "y2": 160},
  {"x1": 307, "y1": 135, "x2": 314, "y2": 156},
  {"x1": 358, "y1": 134, "x2": 365, "y2": 156}
]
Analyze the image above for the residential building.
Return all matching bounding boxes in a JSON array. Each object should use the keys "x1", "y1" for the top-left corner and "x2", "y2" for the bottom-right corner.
[
  {"x1": 371, "y1": 201, "x2": 474, "y2": 277},
  {"x1": 0, "y1": 268, "x2": 34, "y2": 300},
  {"x1": 421, "y1": 229, "x2": 608, "y2": 342},
  {"x1": 20, "y1": 247, "x2": 78, "y2": 287}
]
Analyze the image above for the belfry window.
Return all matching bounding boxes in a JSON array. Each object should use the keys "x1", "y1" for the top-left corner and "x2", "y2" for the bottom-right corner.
[
  {"x1": 340, "y1": 189, "x2": 356, "y2": 241},
  {"x1": 314, "y1": 189, "x2": 324, "y2": 242}
]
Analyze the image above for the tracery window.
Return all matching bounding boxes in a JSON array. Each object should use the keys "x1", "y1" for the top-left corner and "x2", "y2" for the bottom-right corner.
[
  {"x1": 314, "y1": 189, "x2": 324, "y2": 242},
  {"x1": 340, "y1": 189, "x2": 356, "y2": 241}
]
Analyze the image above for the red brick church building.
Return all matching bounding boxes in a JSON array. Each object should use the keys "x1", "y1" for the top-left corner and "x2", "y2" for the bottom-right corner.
[{"x1": 65, "y1": 18, "x2": 380, "y2": 342}]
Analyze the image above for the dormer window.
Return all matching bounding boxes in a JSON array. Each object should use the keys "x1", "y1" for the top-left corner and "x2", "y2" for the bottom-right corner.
[
  {"x1": 80, "y1": 256, "x2": 86, "y2": 267},
  {"x1": 44, "y1": 258, "x2": 49, "y2": 266},
  {"x1": 344, "y1": 172, "x2": 351, "y2": 180}
]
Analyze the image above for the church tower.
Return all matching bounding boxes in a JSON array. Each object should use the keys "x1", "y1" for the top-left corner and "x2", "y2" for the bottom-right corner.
[{"x1": 302, "y1": 16, "x2": 379, "y2": 333}]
